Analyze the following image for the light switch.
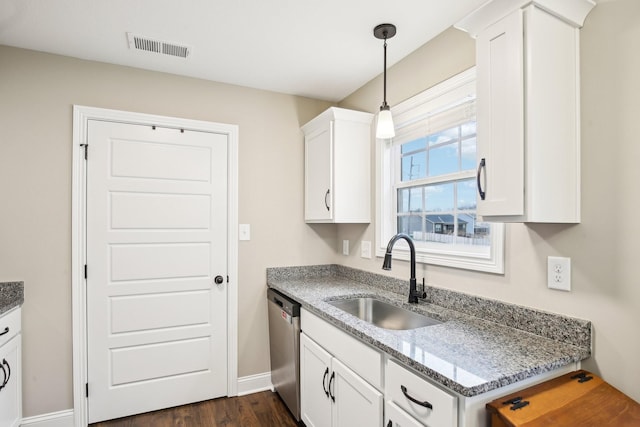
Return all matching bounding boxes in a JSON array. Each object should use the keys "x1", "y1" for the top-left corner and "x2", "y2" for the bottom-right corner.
[{"x1": 239, "y1": 224, "x2": 251, "y2": 241}]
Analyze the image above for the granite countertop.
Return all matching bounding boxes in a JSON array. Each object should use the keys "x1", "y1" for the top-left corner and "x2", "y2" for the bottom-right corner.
[
  {"x1": 267, "y1": 265, "x2": 591, "y2": 398},
  {"x1": 0, "y1": 282, "x2": 24, "y2": 316}
]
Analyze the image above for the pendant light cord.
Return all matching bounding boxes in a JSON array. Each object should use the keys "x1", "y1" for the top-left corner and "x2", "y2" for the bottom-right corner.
[{"x1": 383, "y1": 38, "x2": 388, "y2": 109}]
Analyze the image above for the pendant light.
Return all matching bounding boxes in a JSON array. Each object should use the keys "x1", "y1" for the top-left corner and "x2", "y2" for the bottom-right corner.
[{"x1": 374, "y1": 23, "x2": 397, "y2": 139}]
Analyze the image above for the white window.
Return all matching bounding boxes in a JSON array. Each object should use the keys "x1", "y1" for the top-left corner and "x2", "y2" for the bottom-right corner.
[{"x1": 376, "y1": 68, "x2": 504, "y2": 273}]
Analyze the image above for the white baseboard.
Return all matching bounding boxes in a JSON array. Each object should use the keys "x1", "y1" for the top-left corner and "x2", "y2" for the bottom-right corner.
[
  {"x1": 20, "y1": 409, "x2": 74, "y2": 427},
  {"x1": 20, "y1": 374, "x2": 274, "y2": 426},
  {"x1": 236, "y1": 372, "x2": 274, "y2": 396}
]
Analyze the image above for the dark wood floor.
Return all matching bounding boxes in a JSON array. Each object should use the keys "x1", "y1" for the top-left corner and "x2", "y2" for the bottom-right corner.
[{"x1": 89, "y1": 391, "x2": 301, "y2": 427}]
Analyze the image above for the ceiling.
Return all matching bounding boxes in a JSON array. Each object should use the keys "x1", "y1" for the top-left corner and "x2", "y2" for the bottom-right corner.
[{"x1": 0, "y1": 0, "x2": 488, "y2": 102}]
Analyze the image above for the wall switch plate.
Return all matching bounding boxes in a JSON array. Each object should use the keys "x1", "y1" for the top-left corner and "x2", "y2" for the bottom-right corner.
[
  {"x1": 361, "y1": 241, "x2": 372, "y2": 259},
  {"x1": 548, "y1": 256, "x2": 571, "y2": 291},
  {"x1": 239, "y1": 224, "x2": 251, "y2": 241},
  {"x1": 342, "y1": 239, "x2": 349, "y2": 256}
]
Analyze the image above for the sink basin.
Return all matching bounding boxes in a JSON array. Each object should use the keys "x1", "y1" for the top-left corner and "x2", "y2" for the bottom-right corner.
[{"x1": 327, "y1": 297, "x2": 441, "y2": 330}]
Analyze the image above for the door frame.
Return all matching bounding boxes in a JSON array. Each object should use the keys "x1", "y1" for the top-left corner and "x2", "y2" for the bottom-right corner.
[{"x1": 71, "y1": 105, "x2": 239, "y2": 427}]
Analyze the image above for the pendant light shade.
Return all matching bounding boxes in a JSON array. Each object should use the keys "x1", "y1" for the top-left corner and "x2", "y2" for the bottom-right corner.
[
  {"x1": 374, "y1": 23, "x2": 397, "y2": 139},
  {"x1": 376, "y1": 106, "x2": 395, "y2": 139}
]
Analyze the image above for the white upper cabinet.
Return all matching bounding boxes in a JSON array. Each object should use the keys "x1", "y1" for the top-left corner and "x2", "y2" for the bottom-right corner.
[
  {"x1": 302, "y1": 107, "x2": 373, "y2": 223},
  {"x1": 457, "y1": 0, "x2": 595, "y2": 223}
]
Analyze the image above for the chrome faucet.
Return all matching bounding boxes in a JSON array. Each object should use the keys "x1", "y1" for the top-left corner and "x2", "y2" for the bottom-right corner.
[{"x1": 382, "y1": 233, "x2": 425, "y2": 303}]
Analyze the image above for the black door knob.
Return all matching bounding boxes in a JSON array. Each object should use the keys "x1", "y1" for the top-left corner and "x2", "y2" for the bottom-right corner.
[{"x1": 214, "y1": 275, "x2": 224, "y2": 284}]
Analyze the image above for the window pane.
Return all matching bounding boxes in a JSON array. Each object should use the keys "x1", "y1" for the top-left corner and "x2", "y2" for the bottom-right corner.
[
  {"x1": 428, "y1": 143, "x2": 458, "y2": 176},
  {"x1": 461, "y1": 137, "x2": 476, "y2": 171},
  {"x1": 461, "y1": 121, "x2": 476, "y2": 137},
  {"x1": 401, "y1": 137, "x2": 426, "y2": 154},
  {"x1": 401, "y1": 152, "x2": 426, "y2": 181},
  {"x1": 457, "y1": 213, "x2": 492, "y2": 247},
  {"x1": 397, "y1": 215, "x2": 423, "y2": 239},
  {"x1": 397, "y1": 187, "x2": 423, "y2": 213},
  {"x1": 427, "y1": 127, "x2": 458, "y2": 146},
  {"x1": 425, "y1": 183, "x2": 454, "y2": 212},
  {"x1": 457, "y1": 179, "x2": 477, "y2": 210},
  {"x1": 381, "y1": 69, "x2": 504, "y2": 272}
]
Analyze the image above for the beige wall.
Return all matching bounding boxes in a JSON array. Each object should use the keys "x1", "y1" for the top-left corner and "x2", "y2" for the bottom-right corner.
[
  {"x1": 1, "y1": 0, "x2": 638, "y2": 419},
  {"x1": 0, "y1": 46, "x2": 334, "y2": 417},
  {"x1": 338, "y1": 0, "x2": 640, "y2": 402}
]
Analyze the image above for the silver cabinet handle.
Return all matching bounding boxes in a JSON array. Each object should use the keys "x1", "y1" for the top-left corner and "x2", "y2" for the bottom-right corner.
[{"x1": 324, "y1": 189, "x2": 330, "y2": 211}]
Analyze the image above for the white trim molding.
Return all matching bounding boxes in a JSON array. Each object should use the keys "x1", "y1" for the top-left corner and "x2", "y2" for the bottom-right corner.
[
  {"x1": 237, "y1": 372, "x2": 274, "y2": 396},
  {"x1": 20, "y1": 410, "x2": 75, "y2": 427},
  {"x1": 71, "y1": 105, "x2": 239, "y2": 426},
  {"x1": 455, "y1": 0, "x2": 596, "y2": 37}
]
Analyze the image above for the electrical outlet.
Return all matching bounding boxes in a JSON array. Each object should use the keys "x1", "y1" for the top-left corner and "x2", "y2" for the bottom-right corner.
[
  {"x1": 361, "y1": 241, "x2": 372, "y2": 259},
  {"x1": 547, "y1": 256, "x2": 571, "y2": 291},
  {"x1": 342, "y1": 240, "x2": 349, "y2": 256}
]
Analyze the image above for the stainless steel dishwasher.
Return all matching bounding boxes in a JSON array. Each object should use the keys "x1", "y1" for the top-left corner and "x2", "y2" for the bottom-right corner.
[{"x1": 267, "y1": 288, "x2": 301, "y2": 422}]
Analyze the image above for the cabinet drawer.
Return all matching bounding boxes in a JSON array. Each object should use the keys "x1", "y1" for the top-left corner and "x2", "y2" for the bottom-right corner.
[
  {"x1": 0, "y1": 308, "x2": 20, "y2": 349},
  {"x1": 386, "y1": 359, "x2": 457, "y2": 427},
  {"x1": 301, "y1": 308, "x2": 382, "y2": 389}
]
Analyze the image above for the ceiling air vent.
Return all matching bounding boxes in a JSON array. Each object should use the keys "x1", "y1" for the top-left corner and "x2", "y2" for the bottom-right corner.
[{"x1": 127, "y1": 33, "x2": 191, "y2": 59}]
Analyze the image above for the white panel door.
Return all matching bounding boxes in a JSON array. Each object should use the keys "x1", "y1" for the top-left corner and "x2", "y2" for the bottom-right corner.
[
  {"x1": 304, "y1": 126, "x2": 333, "y2": 221},
  {"x1": 476, "y1": 8, "x2": 525, "y2": 217},
  {"x1": 300, "y1": 333, "x2": 332, "y2": 427},
  {"x1": 332, "y1": 358, "x2": 383, "y2": 427},
  {"x1": 86, "y1": 120, "x2": 228, "y2": 423},
  {"x1": 0, "y1": 335, "x2": 21, "y2": 427}
]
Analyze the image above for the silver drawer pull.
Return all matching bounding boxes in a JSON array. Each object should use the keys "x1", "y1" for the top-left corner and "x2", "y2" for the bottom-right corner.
[{"x1": 0, "y1": 327, "x2": 8, "y2": 337}]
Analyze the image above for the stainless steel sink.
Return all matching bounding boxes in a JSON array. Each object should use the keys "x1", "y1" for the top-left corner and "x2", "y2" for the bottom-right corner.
[{"x1": 327, "y1": 297, "x2": 441, "y2": 330}]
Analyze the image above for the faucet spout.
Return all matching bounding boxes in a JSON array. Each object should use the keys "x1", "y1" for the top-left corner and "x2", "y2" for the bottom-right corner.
[{"x1": 381, "y1": 233, "x2": 420, "y2": 303}]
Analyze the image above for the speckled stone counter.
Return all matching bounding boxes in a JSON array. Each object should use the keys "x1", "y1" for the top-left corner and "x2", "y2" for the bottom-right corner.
[
  {"x1": 0, "y1": 282, "x2": 24, "y2": 316},
  {"x1": 267, "y1": 265, "x2": 591, "y2": 397}
]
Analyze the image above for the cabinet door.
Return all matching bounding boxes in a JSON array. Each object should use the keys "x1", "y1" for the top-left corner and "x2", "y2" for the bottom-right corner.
[
  {"x1": 386, "y1": 401, "x2": 425, "y2": 427},
  {"x1": 304, "y1": 125, "x2": 333, "y2": 222},
  {"x1": 0, "y1": 334, "x2": 21, "y2": 427},
  {"x1": 332, "y1": 358, "x2": 383, "y2": 427},
  {"x1": 476, "y1": 8, "x2": 524, "y2": 217},
  {"x1": 300, "y1": 333, "x2": 332, "y2": 427}
]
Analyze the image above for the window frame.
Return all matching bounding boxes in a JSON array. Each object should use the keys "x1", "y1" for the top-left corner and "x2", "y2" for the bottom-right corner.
[{"x1": 375, "y1": 67, "x2": 505, "y2": 274}]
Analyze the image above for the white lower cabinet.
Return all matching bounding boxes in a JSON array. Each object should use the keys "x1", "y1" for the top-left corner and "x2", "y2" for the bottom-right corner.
[
  {"x1": 301, "y1": 332, "x2": 383, "y2": 427},
  {"x1": 385, "y1": 401, "x2": 425, "y2": 427},
  {"x1": 300, "y1": 307, "x2": 576, "y2": 427},
  {"x1": 0, "y1": 308, "x2": 22, "y2": 427}
]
